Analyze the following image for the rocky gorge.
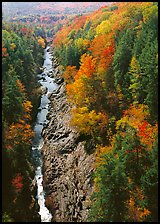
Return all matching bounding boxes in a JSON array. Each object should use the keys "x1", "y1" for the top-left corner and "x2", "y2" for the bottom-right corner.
[{"x1": 41, "y1": 47, "x2": 95, "y2": 222}]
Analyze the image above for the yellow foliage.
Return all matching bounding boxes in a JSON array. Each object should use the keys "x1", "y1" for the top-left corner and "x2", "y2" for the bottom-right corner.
[
  {"x1": 23, "y1": 100, "x2": 33, "y2": 114},
  {"x1": 10, "y1": 43, "x2": 16, "y2": 51},
  {"x1": 70, "y1": 107, "x2": 108, "y2": 136},
  {"x1": 96, "y1": 20, "x2": 112, "y2": 36},
  {"x1": 95, "y1": 145, "x2": 112, "y2": 167},
  {"x1": 75, "y1": 38, "x2": 90, "y2": 51},
  {"x1": 38, "y1": 36, "x2": 45, "y2": 48},
  {"x1": 142, "y1": 4, "x2": 158, "y2": 24},
  {"x1": 66, "y1": 78, "x2": 87, "y2": 106}
]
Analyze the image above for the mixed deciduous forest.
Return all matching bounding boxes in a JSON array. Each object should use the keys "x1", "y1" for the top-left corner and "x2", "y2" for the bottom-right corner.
[
  {"x1": 2, "y1": 2, "x2": 158, "y2": 222},
  {"x1": 53, "y1": 2, "x2": 158, "y2": 222},
  {"x1": 2, "y1": 22, "x2": 46, "y2": 221},
  {"x1": 2, "y1": 2, "x2": 112, "y2": 19}
]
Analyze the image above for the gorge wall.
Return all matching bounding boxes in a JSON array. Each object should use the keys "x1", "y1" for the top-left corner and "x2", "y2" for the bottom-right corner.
[{"x1": 41, "y1": 49, "x2": 95, "y2": 222}]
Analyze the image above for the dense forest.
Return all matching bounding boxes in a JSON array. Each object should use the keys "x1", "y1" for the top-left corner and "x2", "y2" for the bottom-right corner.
[
  {"x1": 2, "y1": 2, "x2": 111, "y2": 19},
  {"x1": 2, "y1": 2, "x2": 158, "y2": 222},
  {"x1": 53, "y1": 2, "x2": 158, "y2": 222},
  {"x1": 2, "y1": 22, "x2": 46, "y2": 221}
]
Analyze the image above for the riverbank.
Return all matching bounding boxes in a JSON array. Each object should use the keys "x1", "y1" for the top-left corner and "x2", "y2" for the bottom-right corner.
[
  {"x1": 31, "y1": 46, "x2": 58, "y2": 222},
  {"x1": 41, "y1": 47, "x2": 95, "y2": 222}
]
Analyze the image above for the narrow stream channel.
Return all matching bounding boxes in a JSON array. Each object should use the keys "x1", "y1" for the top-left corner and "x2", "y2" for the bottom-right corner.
[{"x1": 32, "y1": 46, "x2": 58, "y2": 222}]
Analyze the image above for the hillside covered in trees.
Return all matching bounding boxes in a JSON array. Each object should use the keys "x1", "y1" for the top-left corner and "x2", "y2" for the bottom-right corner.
[
  {"x1": 2, "y1": 2, "x2": 112, "y2": 20},
  {"x1": 2, "y1": 22, "x2": 46, "y2": 221},
  {"x1": 53, "y1": 2, "x2": 158, "y2": 222},
  {"x1": 2, "y1": 1, "x2": 158, "y2": 222}
]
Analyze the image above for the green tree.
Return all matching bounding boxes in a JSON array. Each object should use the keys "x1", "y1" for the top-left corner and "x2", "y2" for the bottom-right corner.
[
  {"x1": 128, "y1": 56, "x2": 142, "y2": 103},
  {"x1": 2, "y1": 66, "x2": 24, "y2": 124},
  {"x1": 140, "y1": 136, "x2": 158, "y2": 222},
  {"x1": 113, "y1": 29, "x2": 136, "y2": 101},
  {"x1": 88, "y1": 150, "x2": 129, "y2": 222},
  {"x1": 133, "y1": 3, "x2": 158, "y2": 120}
]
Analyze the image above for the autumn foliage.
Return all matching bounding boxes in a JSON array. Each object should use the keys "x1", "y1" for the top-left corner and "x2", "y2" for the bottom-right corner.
[
  {"x1": 38, "y1": 36, "x2": 45, "y2": 48},
  {"x1": 2, "y1": 1, "x2": 158, "y2": 222},
  {"x1": 54, "y1": 2, "x2": 158, "y2": 222},
  {"x1": 11, "y1": 173, "x2": 23, "y2": 193},
  {"x1": 63, "y1": 65, "x2": 77, "y2": 84},
  {"x1": 116, "y1": 104, "x2": 158, "y2": 149},
  {"x1": 2, "y1": 22, "x2": 45, "y2": 221}
]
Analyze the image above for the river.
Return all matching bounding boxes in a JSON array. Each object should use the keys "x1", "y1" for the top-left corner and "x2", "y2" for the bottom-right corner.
[{"x1": 32, "y1": 46, "x2": 58, "y2": 222}]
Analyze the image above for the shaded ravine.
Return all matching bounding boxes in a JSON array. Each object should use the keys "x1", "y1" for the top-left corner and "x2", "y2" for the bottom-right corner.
[
  {"x1": 32, "y1": 46, "x2": 58, "y2": 222},
  {"x1": 40, "y1": 55, "x2": 95, "y2": 222}
]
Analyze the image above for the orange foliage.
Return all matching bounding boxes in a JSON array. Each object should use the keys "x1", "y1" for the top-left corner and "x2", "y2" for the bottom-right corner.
[
  {"x1": 75, "y1": 53, "x2": 96, "y2": 79},
  {"x1": 66, "y1": 54, "x2": 97, "y2": 107},
  {"x1": 16, "y1": 79, "x2": 26, "y2": 94},
  {"x1": 63, "y1": 65, "x2": 77, "y2": 84},
  {"x1": 2, "y1": 42, "x2": 9, "y2": 58},
  {"x1": 89, "y1": 33, "x2": 113, "y2": 59},
  {"x1": 138, "y1": 121, "x2": 158, "y2": 148},
  {"x1": 54, "y1": 15, "x2": 88, "y2": 47},
  {"x1": 73, "y1": 15, "x2": 88, "y2": 31},
  {"x1": 116, "y1": 104, "x2": 158, "y2": 149},
  {"x1": 6, "y1": 122, "x2": 34, "y2": 147},
  {"x1": 128, "y1": 187, "x2": 151, "y2": 221},
  {"x1": 54, "y1": 24, "x2": 73, "y2": 47},
  {"x1": 23, "y1": 100, "x2": 33, "y2": 120},
  {"x1": 98, "y1": 42, "x2": 115, "y2": 76},
  {"x1": 2, "y1": 47, "x2": 9, "y2": 58},
  {"x1": 16, "y1": 79, "x2": 33, "y2": 120}
]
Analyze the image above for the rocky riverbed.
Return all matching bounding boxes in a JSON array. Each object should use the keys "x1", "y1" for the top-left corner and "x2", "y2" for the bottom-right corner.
[{"x1": 41, "y1": 49, "x2": 95, "y2": 222}]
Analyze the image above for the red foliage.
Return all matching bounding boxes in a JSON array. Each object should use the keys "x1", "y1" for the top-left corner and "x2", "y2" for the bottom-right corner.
[
  {"x1": 21, "y1": 27, "x2": 27, "y2": 34},
  {"x1": 138, "y1": 121, "x2": 150, "y2": 139},
  {"x1": 11, "y1": 173, "x2": 23, "y2": 193},
  {"x1": 99, "y1": 42, "x2": 115, "y2": 70},
  {"x1": 73, "y1": 15, "x2": 88, "y2": 31}
]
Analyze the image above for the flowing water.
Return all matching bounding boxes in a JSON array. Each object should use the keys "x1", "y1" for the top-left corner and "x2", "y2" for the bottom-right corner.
[{"x1": 32, "y1": 46, "x2": 58, "y2": 222}]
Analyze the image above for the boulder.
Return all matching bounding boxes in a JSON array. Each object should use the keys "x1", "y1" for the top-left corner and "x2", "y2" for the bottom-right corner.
[
  {"x1": 54, "y1": 77, "x2": 64, "y2": 85},
  {"x1": 41, "y1": 51, "x2": 95, "y2": 222}
]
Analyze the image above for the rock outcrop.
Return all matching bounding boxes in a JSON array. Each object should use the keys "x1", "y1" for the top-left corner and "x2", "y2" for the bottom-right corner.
[{"x1": 41, "y1": 52, "x2": 95, "y2": 222}]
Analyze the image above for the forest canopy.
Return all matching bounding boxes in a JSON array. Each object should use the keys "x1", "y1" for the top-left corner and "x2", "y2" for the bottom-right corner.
[
  {"x1": 2, "y1": 1, "x2": 158, "y2": 222},
  {"x1": 53, "y1": 2, "x2": 158, "y2": 222}
]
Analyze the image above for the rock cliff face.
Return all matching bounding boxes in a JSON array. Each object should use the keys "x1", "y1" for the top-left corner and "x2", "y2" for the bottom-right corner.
[{"x1": 41, "y1": 53, "x2": 95, "y2": 222}]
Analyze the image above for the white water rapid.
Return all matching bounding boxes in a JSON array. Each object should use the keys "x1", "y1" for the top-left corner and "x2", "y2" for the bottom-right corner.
[{"x1": 32, "y1": 46, "x2": 58, "y2": 222}]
